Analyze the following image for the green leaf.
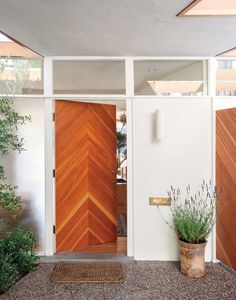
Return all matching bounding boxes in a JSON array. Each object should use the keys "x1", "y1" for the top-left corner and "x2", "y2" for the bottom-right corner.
[{"x1": 166, "y1": 181, "x2": 216, "y2": 244}]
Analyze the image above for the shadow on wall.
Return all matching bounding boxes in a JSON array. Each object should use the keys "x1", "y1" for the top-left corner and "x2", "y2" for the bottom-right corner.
[
  {"x1": 3, "y1": 99, "x2": 46, "y2": 253},
  {"x1": 18, "y1": 191, "x2": 41, "y2": 250}
]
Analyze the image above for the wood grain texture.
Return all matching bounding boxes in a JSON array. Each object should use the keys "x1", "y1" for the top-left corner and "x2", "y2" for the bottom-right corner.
[
  {"x1": 216, "y1": 108, "x2": 236, "y2": 270},
  {"x1": 77, "y1": 237, "x2": 127, "y2": 254},
  {"x1": 55, "y1": 100, "x2": 117, "y2": 253},
  {"x1": 116, "y1": 183, "x2": 127, "y2": 215}
]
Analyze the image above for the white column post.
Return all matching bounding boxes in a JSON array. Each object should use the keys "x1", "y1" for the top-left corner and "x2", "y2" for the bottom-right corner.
[
  {"x1": 44, "y1": 57, "x2": 53, "y2": 97},
  {"x1": 44, "y1": 57, "x2": 54, "y2": 256},
  {"x1": 125, "y1": 57, "x2": 134, "y2": 257},
  {"x1": 208, "y1": 57, "x2": 216, "y2": 98},
  {"x1": 209, "y1": 57, "x2": 217, "y2": 262},
  {"x1": 125, "y1": 57, "x2": 134, "y2": 98}
]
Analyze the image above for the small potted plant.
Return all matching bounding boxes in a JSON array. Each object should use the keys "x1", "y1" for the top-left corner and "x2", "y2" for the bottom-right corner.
[{"x1": 167, "y1": 181, "x2": 216, "y2": 278}]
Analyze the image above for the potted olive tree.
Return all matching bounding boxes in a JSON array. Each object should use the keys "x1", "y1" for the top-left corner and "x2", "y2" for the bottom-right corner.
[{"x1": 166, "y1": 181, "x2": 216, "y2": 278}]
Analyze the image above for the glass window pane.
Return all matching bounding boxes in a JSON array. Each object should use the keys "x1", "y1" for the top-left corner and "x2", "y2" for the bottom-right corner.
[
  {"x1": 53, "y1": 60, "x2": 125, "y2": 94},
  {"x1": 0, "y1": 58, "x2": 43, "y2": 95},
  {"x1": 216, "y1": 60, "x2": 236, "y2": 96},
  {"x1": 134, "y1": 60, "x2": 207, "y2": 96}
]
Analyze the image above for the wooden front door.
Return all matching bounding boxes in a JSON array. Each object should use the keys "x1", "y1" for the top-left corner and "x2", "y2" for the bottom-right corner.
[
  {"x1": 55, "y1": 100, "x2": 117, "y2": 253},
  {"x1": 216, "y1": 108, "x2": 236, "y2": 269}
]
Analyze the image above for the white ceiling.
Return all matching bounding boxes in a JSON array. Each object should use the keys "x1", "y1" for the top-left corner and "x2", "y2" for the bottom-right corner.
[{"x1": 0, "y1": 0, "x2": 236, "y2": 57}]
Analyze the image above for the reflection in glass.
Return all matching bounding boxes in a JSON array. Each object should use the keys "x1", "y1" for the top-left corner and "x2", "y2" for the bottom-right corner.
[
  {"x1": 0, "y1": 58, "x2": 43, "y2": 95},
  {"x1": 53, "y1": 60, "x2": 125, "y2": 94},
  {"x1": 134, "y1": 60, "x2": 207, "y2": 96},
  {"x1": 216, "y1": 60, "x2": 236, "y2": 96}
]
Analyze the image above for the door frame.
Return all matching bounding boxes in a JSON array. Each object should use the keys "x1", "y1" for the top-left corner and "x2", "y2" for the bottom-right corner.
[{"x1": 44, "y1": 97, "x2": 134, "y2": 256}]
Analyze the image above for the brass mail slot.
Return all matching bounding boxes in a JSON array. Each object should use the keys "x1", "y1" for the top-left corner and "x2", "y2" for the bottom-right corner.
[{"x1": 149, "y1": 197, "x2": 171, "y2": 206}]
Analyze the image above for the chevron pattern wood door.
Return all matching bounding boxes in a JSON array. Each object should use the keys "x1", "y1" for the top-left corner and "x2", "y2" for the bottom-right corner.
[
  {"x1": 216, "y1": 108, "x2": 236, "y2": 270},
  {"x1": 55, "y1": 100, "x2": 117, "y2": 253}
]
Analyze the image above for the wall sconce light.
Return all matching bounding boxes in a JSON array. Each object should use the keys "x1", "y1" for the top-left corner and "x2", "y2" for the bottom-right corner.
[{"x1": 154, "y1": 109, "x2": 165, "y2": 141}]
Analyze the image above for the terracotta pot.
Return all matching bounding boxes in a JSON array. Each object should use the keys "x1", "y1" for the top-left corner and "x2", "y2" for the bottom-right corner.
[{"x1": 179, "y1": 239, "x2": 207, "y2": 278}]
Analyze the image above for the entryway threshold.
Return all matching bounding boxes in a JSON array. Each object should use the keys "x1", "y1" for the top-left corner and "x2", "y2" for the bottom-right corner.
[{"x1": 39, "y1": 253, "x2": 133, "y2": 263}]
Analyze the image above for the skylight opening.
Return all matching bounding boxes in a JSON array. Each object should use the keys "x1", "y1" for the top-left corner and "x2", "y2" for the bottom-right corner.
[
  {"x1": 0, "y1": 32, "x2": 12, "y2": 42},
  {"x1": 217, "y1": 48, "x2": 236, "y2": 57},
  {"x1": 178, "y1": 0, "x2": 236, "y2": 16},
  {"x1": 0, "y1": 32, "x2": 42, "y2": 58}
]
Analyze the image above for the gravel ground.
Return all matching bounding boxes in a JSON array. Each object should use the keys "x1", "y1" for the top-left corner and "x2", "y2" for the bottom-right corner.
[{"x1": 1, "y1": 262, "x2": 236, "y2": 300}]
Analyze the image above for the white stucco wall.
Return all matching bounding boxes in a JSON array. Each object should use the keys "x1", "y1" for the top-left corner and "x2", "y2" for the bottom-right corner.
[
  {"x1": 3, "y1": 97, "x2": 214, "y2": 260},
  {"x1": 3, "y1": 98, "x2": 45, "y2": 253},
  {"x1": 213, "y1": 97, "x2": 236, "y2": 111},
  {"x1": 132, "y1": 97, "x2": 213, "y2": 261}
]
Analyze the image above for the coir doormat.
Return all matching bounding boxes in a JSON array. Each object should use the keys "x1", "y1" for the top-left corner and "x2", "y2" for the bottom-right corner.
[{"x1": 51, "y1": 262, "x2": 123, "y2": 283}]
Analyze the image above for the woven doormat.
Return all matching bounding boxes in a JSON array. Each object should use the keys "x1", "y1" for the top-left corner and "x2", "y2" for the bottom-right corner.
[{"x1": 51, "y1": 263, "x2": 123, "y2": 283}]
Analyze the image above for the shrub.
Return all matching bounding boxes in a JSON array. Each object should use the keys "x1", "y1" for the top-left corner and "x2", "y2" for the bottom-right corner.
[
  {"x1": 0, "y1": 184, "x2": 22, "y2": 217},
  {"x1": 5, "y1": 228, "x2": 38, "y2": 272},
  {"x1": 166, "y1": 181, "x2": 216, "y2": 244},
  {"x1": 0, "y1": 98, "x2": 37, "y2": 292},
  {"x1": 0, "y1": 252, "x2": 20, "y2": 292},
  {"x1": 0, "y1": 227, "x2": 38, "y2": 291}
]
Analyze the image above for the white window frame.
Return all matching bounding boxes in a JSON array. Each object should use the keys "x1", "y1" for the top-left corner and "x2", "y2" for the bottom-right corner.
[
  {"x1": 41, "y1": 56, "x2": 228, "y2": 261},
  {"x1": 44, "y1": 57, "x2": 134, "y2": 256}
]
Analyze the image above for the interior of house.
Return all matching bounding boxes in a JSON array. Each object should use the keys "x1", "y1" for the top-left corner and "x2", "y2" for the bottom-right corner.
[{"x1": 1, "y1": 0, "x2": 236, "y2": 298}]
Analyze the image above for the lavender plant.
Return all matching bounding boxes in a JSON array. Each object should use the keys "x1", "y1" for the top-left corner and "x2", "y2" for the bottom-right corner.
[{"x1": 166, "y1": 181, "x2": 217, "y2": 244}]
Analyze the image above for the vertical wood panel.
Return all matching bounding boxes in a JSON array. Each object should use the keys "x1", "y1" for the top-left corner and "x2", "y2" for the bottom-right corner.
[
  {"x1": 216, "y1": 108, "x2": 236, "y2": 270},
  {"x1": 55, "y1": 100, "x2": 117, "y2": 253}
]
